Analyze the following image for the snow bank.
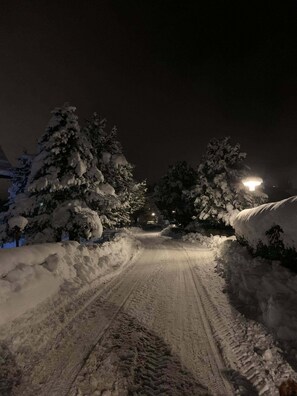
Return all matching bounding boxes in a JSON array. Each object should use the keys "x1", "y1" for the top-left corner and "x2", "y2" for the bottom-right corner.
[
  {"x1": 182, "y1": 232, "x2": 231, "y2": 249},
  {"x1": 216, "y1": 240, "x2": 297, "y2": 349},
  {"x1": 0, "y1": 230, "x2": 141, "y2": 324},
  {"x1": 233, "y1": 196, "x2": 297, "y2": 251}
]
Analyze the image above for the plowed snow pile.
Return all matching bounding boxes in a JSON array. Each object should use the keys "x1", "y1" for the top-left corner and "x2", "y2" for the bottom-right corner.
[
  {"x1": 0, "y1": 230, "x2": 142, "y2": 324},
  {"x1": 216, "y1": 238, "x2": 297, "y2": 367},
  {"x1": 233, "y1": 195, "x2": 297, "y2": 250}
]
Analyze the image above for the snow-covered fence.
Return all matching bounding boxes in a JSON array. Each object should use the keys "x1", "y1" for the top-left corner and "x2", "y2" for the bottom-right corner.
[{"x1": 233, "y1": 196, "x2": 297, "y2": 268}]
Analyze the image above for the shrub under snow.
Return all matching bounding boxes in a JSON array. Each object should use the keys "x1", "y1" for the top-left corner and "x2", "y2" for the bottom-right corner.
[
  {"x1": 182, "y1": 232, "x2": 231, "y2": 249},
  {"x1": 233, "y1": 196, "x2": 297, "y2": 266}
]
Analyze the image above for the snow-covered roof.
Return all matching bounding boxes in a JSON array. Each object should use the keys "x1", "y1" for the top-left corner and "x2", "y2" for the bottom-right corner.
[{"x1": 0, "y1": 146, "x2": 12, "y2": 178}]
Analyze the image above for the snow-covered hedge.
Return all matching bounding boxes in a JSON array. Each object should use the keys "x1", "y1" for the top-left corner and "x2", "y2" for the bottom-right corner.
[
  {"x1": 233, "y1": 196, "x2": 297, "y2": 266},
  {"x1": 182, "y1": 232, "x2": 231, "y2": 249},
  {"x1": 216, "y1": 240, "x2": 297, "y2": 351},
  {"x1": 0, "y1": 230, "x2": 141, "y2": 324}
]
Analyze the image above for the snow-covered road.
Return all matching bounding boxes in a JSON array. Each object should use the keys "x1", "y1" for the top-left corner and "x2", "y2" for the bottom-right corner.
[{"x1": 2, "y1": 232, "x2": 295, "y2": 395}]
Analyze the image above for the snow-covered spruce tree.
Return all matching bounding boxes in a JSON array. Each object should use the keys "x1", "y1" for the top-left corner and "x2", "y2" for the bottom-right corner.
[
  {"x1": 83, "y1": 114, "x2": 122, "y2": 228},
  {"x1": 24, "y1": 104, "x2": 108, "y2": 243},
  {"x1": 191, "y1": 137, "x2": 267, "y2": 228},
  {"x1": 8, "y1": 152, "x2": 33, "y2": 204},
  {"x1": 154, "y1": 161, "x2": 197, "y2": 226},
  {"x1": 83, "y1": 115, "x2": 146, "y2": 227},
  {"x1": 0, "y1": 152, "x2": 33, "y2": 245},
  {"x1": 102, "y1": 127, "x2": 147, "y2": 226}
]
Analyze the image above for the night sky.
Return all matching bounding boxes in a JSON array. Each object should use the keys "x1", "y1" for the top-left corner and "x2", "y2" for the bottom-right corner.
[{"x1": 1, "y1": 0, "x2": 297, "y2": 192}]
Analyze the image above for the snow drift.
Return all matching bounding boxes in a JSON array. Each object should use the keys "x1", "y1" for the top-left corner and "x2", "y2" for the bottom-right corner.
[
  {"x1": 233, "y1": 196, "x2": 297, "y2": 251},
  {"x1": 0, "y1": 230, "x2": 141, "y2": 324},
  {"x1": 182, "y1": 232, "x2": 230, "y2": 249},
  {"x1": 216, "y1": 240, "x2": 297, "y2": 356}
]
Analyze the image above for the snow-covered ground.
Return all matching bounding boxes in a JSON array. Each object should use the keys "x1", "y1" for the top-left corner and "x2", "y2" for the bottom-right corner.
[
  {"x1": 216, "y1": 238, "x2": 297, "y2": 368},
  {"x1": 0, "y1": 229, "x2": 142, "y2": 325},
  {"x1": 1, "y1": 231, "x2": 296, "y2": 395}
]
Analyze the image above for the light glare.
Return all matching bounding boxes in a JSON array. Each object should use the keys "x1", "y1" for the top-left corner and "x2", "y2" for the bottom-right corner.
[{"x1": 242, "y1": 177, "x2": 263, "y2": 191}]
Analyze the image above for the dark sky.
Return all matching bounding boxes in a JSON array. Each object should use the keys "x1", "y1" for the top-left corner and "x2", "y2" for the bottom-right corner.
[{"x1": 1, "y1": 0, "x2": 297, "y2": 190}]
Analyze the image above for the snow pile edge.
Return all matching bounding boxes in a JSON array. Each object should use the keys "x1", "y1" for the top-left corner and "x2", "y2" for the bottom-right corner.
[
  {"x1": 216, "y1": 240, "x2": 297, "y2": 352},
  {"x1": 0, "y1": 230, "x2": 142, "y2": 325},
  {"x1": 233, "y1": 196, "x2": 297, "y2": 252},
  {"x1": 182, "y1": 232, "x2": 232, "y2": 249}
]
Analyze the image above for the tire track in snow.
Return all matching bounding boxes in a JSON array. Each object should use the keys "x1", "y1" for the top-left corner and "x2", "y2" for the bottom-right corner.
[
  {"x1": 179, "y1": 245, "x2": 234, "y2": 395},
  {"x1": 181, "y1": 244, "x2": 297, "y2": 395},
  {"x1": 69, "y1": 237, "x2": 234, "y2": 395},
  {"x1": 8, "y1": 249, "x2": 155, "y2": 396}
]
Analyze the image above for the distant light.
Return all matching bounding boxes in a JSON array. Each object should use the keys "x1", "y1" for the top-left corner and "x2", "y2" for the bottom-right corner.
[
  {"x1": 242, "y1": 177, "x2": 263, "y2": 191},
  {"x1": 40, "y1": 202, "x2": 44, "y2": 207},
  {"x1": 172, "y1": 210, "x2": 176, "y2": 214},
  {"x1": 151, "y1": 212, "x2": 156, "y2": 216}
]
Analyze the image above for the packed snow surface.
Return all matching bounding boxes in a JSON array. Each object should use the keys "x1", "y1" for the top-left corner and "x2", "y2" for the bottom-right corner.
[
  {"x1": 0, "y1": 231, "x2": 296, "y2": 395},
  {"x1": 233, "y1": 195, "x2": 297, "y2": 250},
  {"x1": 0, "y1": 230, "x2": 141, "y2": 324}
]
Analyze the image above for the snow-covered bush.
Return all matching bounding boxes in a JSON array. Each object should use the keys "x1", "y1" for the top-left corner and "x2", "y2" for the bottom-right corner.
[
  {"x1": 190, "y1": 137, "x2": 267, "y2": 227},
  {"x1": 52, "y1": 200, "x2": 103, "y2": 240},
  {"x1": 233, "y1": 196, "x2": 297, "y2": 267},
  {"x1": 182, "y1": 232, "x2": 231, "y2": 249},
  {"x1": 216, "y1": 240, "x2": 297, "y2": 349}
]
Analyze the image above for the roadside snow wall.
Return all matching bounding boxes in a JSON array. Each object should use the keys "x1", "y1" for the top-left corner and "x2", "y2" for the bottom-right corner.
[
  {"x1": 216, "y1": 240, "x2": 297, "y2": 348},
  {"x1": 182, "y1": 232, "x2": 230, "y2": 249},
  {"x1": 0, "y1": 230, "x2": 141, "y2": 324},
  {"x1": 233, "y1": 196, "x2": 297, "y2": 265}
]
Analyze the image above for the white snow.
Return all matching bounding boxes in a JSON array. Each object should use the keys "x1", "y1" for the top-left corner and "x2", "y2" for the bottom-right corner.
[
  {"x1": 8, "y1": 216, "x2": 28, "y2": 231},
  {"x1": 1, "y1": 231, "x2": 296, "y2": 395},
  {"x1": 182, "y1": 232, "x2": 231, "y2": 249},
  {"x1": 112, "y1": 154, "x2": 128, "y2": 168},
  {"x1": 216, "y1": 238, "x2": 297, "y2": 350},
  {"x1": 101, "y1": 151, "x2": 111, "y2": 164},
  {"x1": 68, "y1": 151, "x2": 87, "y2": 177},
  {"x1": 233, "y1": 195, "x2": 297, "y2": 250},
  {"x1": 0, "y1": 230, "x2": 141, "y2": 325},
  {"x1": 52, "y1": 200, "x2": 103, "y2": 239}
]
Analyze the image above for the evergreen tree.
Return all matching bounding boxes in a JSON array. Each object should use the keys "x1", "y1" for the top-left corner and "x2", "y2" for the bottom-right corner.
[
  {"x1": 24, "y1": 104, "x2": 107, "y2": 242},
  {"x1": 83, "y1": 114, "x2": 146, "y2": 227},
  {"x1": 8, "y1": 152, "x2": 33, "y2": 204},
  {"x1": 191, "y1": 136, "x2": 267, "y2": 227},
  {"x1": 154, "y1": 161, "x2": 197, "y2": 226},
  {"x1": 0, "y1": 152, "x2": 33, "y2": 245}
]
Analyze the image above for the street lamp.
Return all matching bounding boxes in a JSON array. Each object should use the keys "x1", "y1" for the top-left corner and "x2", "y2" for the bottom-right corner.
[{"x1": 242, "y1": 177, "x2": 263, "y2": 192}]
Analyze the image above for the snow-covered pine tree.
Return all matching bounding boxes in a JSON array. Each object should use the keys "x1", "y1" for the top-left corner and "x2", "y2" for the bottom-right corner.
[
  {"x1": 83, "y1": 115, "x2": 146, "y2": 227},
  {"x1": 101, "y1": 126, "x2": 147, "y2": 226},
  {"x1": 24, "y1": 104, "x2": 107, "y2": 242},
  {"x1": 0, "y1": 152, "x2": 33, "y2": 245},
  {"x1": 8, "y1": 152, "x2": 33, "y2": 204},
  {"x1": 191, "y1": 136, "x2": 267, "y2": 227},
  {"x1": 154, "y1": 161, "x2": 197, "y2": 226}
]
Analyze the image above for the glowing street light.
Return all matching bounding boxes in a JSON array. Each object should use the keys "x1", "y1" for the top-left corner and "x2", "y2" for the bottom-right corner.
[
  {"x1": 151, "y1": 212, "x2": 156, "y2": 216},
  {"x1": 242, "y1": 177, "x2": 263, "y2": 192}
]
